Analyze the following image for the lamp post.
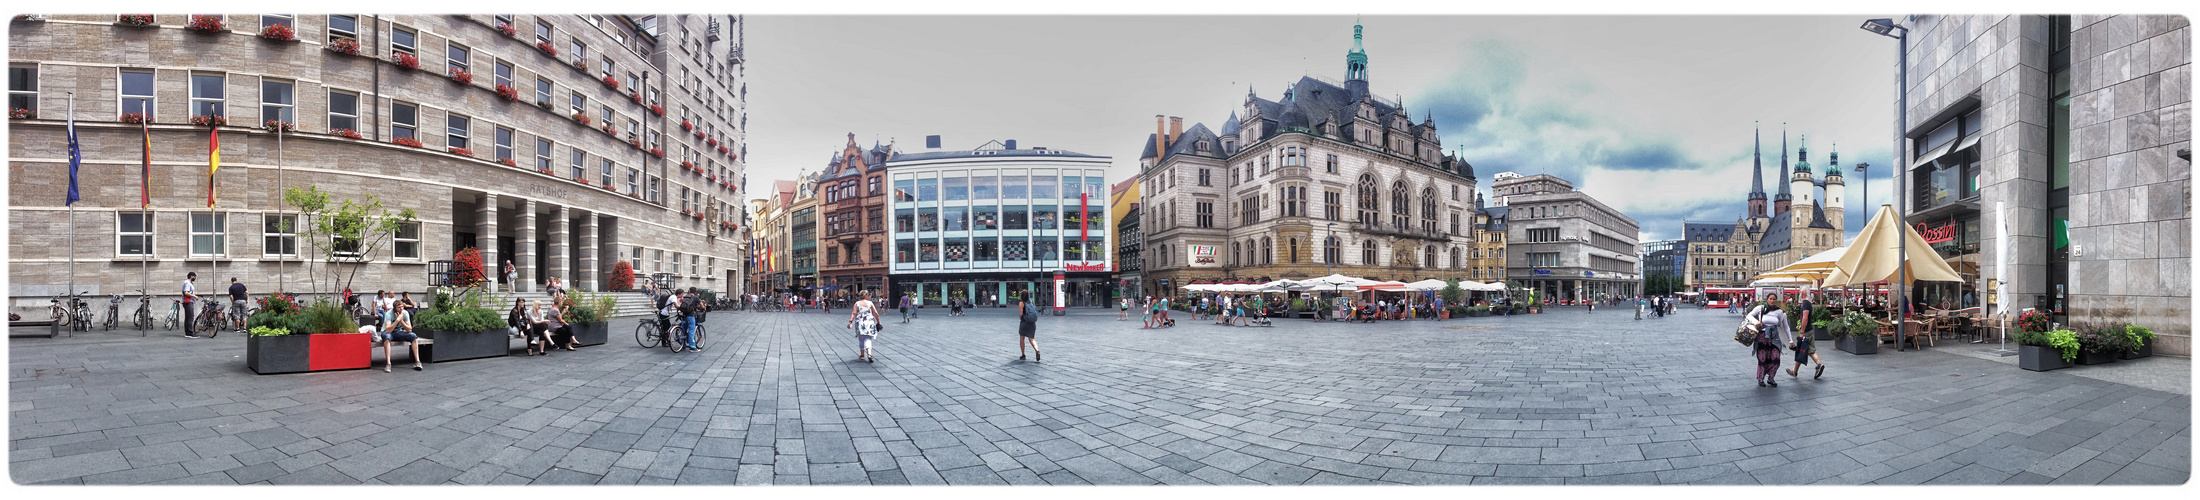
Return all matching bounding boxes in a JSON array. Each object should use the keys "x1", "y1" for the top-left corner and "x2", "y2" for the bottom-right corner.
[
  {"x1": 1325, "y1": 222, "x2": 1337, "y2": 277},
  {"x1": 1861, "y1": 17, "x2": 1912, "y2": 351},
  {"x1": 1854, "y1": 162, "x2": 1870, "y2": 218}
]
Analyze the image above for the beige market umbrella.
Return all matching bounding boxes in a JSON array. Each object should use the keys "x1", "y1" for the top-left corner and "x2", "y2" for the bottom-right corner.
[{"x1": 1822, "y1": 205, "x2": 1964, "y2": 287}]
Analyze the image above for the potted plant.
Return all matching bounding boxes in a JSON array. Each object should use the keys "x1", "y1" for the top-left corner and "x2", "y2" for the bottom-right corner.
[
  {"x1": 412, "y1": 287, "x2": 509, "y2": 362},
  {"x1": 1807, "y1": 304, "x2": 1834, "y2": 340},
  {"x1": 681, "y1": 120, "x2": 693, "y2": 131},
  {"x1": 262, "y1": 120, "x2": 294, "y2": 133},
  {"x1": 1833, "y1": 310, "x2": 1879, "y2": 355},
  {"x1": 258, "y1": 23, "x2": 296, "y2": 42},
  {"x1": 392, "y1": 52, "x2": 421, "y2": 71},
  {"x1": 609, "y1": 261, "x2": 636, "y2": 291},
  {"x1": 331, "y1": 128, "x2": 362, "y2": 139},
  {"x1": 650, "y1": 104, "x2": 665, "y2": 116},
  {"x1": 536, "y1": 41, "x2": 558, "y2": 56},
  {"x1": 561, "y1": 289, "x2": 613, "y2": 346},
  {"x1": 2073, "y1": 326, "x2": 2124, "y2": 365},
  {"x1": 11, "y1": 108, "x2": 37, "y2": 120},
  {"x1": 495, "y1": 22, "x2": 516, "y2": 37},
  {"x1": 245, "y1": 298, "x2": 368, "y2": 374},
  {"x1": 449, "y1": 68, "x2": 474, "y2": 85},
  {"x1": 448, "y1": 146, "x2": 474, "y2": 156},
  {"x1": 328, "y1": 38, "x2": 364, "y2": 56},
  {"x1": 115, "y1": 14, "x2": 156, "y2": 28},
  {"x1": 2121, "y1": 324, "x2": 2154, "y2": 359},
  {"x1": 496, "y1": 83, "x2": 519, "y2": 102},
  {"x1": 190, "y1": 115, "x2": 227, "y2": 128},
  {"x1": 185, "y1": 15, "x2": 224, "y2": 33},
  {"x1": 601, "y1": 75, "x2": 620, "y2": 90},
  {"x1": 572, "y1": 113, "x2": 591, "y2": 126},
  {"x1": 498, "y1": 158, "x2": 517, "y2": 167},
  {"x1": 394, "y1": 136, "x2": 424, "y2": 148},
  {"x1": 2015, "y1": 328, "x2": 2079, "y2": 372}
]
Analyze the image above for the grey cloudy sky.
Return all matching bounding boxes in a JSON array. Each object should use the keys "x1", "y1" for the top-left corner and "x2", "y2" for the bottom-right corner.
[{"x1": 745, "y1": 15, "x2": 1900, "y2": 242}]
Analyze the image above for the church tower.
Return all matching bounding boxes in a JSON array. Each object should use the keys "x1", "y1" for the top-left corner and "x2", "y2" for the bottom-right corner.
[
  {"x1": 1791, "y1": 136, "x2": 1815, "y2": 228},
  {"x1": 1748, "y1": 123, "x2": 1767, "y2": 218},
  {"x1": 1772, "y1": 125, "x2": 1792, "y2": 216},
  {"x1": 1824, "y1": 142, "x2": 1846, "y2": 233},
  {"x1": 1345, "y1": 22, "x2": 1370, "y2": 100}
]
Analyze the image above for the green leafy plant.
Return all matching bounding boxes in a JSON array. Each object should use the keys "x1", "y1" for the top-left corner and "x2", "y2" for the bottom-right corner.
[
  {"x1": 562, "y1": 289, "x2": 609, "y2": 326},
  {"x1": 2123, "y1": 325, "x2": 2154, "y2": 352},
  {"x1": 2074, "y1": 325, "x2": 2130, "y2": 354},
  {"x1": 248, "y1": 326, "x2": 291, "y2": 337},
  {"x1": 415, "y1": 286, "x2": 502, "y2": 331},
  {"x1": 282, "y1": 185, "x2": 418, "y2": 297},
  {"x1": 297, "y1": 299, "x2": 358, "y2": 334},
  {"x1": 2044, "y1": 329, "x2": 2081, "y2": 363},
  {"x1": 1439, "y1": 279, "x2": 1466, "y2": 306},
  {"x1": 1834, "y1": 310, "x2": 1879, "y2": 339},
  {"x1": 2017, "y1": 310, "x2": 2052, "y2": 333}
]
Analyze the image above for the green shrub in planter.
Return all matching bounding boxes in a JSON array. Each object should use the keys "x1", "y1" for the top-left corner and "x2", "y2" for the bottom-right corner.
[
  {"x1": 248, "y1": 326, "x2": 292, "y2": 337},
  {"x1": 2124, "y1": 325, "x2": 2154, "y2": 351},
  {"x1": 298, "y1": 299, "x2": 358, "y2": 334},
  {"x1": 2043, "y1": 329, "x2": 2080, "y2": 363}
]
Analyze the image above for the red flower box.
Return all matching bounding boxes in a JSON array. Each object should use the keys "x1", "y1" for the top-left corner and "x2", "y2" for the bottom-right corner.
[
  {"x1": 190, "y1": 114, "x2": 227, "y2": 128},
  {"x1": 680, "y1": 120, "x2": 693, "y2": 131},
  {"x1": 536, "y1": 41, "x2": 558, "y2": 56},
  {"x1": 392, "y1": 52, "x2": 421, "y2": 71},
  {"x1": 572, "y1": 113, "x2": 591, "y2": 126},
  {"x1": 602, "y1": 124, "x2": 617, "y2": 135},
  {"x1": 449, "y1": 68, "x2": 474, "y2": 85},
  {"x1": 394, "y1": 136, "x2": 423, "y2": 148},
  {"x1": 262, "y1": 120, "x2": 294, "y2": 132},
  {"x1": 328, "y1": 38, "x2": 363, "y2": 56},
  {"x1": 694, "y1": 130, "x2": 704, "y2": 139},
  {"x1": 650, "y1": 104, "x2": 665, "y2": 116},
  {"x1": 601, "y1": 75, "x2": 620, "y2": 90},
  {"x1": 538, "y1": 168, "x2": 554, "y2": 175},
  {"x1": 707, "y1": 138, "x2": 718, "y2": 147},
  {"x1": 498, "y1": 157, "x2": 517, "y2": 166},
  {"x1": 495, "y1": 84, "x2": 519, "y2": 101},
  {"x1": 258, "y1": 23, "x2": 296, "y2": 42},
  {"x1": 115, "y1": 14, "x2": 154, "y2": 28},
  {"x1": 449, "y1": 146, "x2": 475, "y2": 156},
  {"x1": 629, "y1": 138, "x2": 641, "y2": 148},
  {"x1": 579, "y1": 179, "x2": 591, "y2": 185},
  {"x1": 331, "y1": 128, "x2": 362, "y2": 139},
  {"x1": 495, "y1": 22, "x2": 517, "y2": 37},
  {"x1": 650, "y1": 148, "x2": 665, "y2": 158},
  {"x1": 629, "y1": 91, "x2": 641, "y2": 103},
  {"x1": 185, "y1": 15, "x2": 225, "y2": 33},
  {"x1": 682, "y1": 161, "x2": 694, "y2": 170},
  {"x1": 11, "y1": 108, "x2": 37, "y2": 120}
]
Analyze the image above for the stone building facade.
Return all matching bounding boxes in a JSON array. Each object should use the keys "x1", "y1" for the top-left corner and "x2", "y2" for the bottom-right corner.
[
  {"x1": 1468, "y1": 193, "x2": 1508, "y2": 283},
  {"x1": 1136, "y1": 23, "x2": 1480, "y2": 298},
  {"x1": 1895, "y1": 14, "x2": 2190, "y2": 354},
  {"x1": 1491, "y1": 172, "x2": 1640, "y2": 302},
  {"x1": 1681, "y1": 126, "x2": 1845, "y2": 291},
  {"x1": 7, "y1": 14, "x2": 747, "y2": 315},
  {"x1": 815, "y1": 134, "x2": 893, "y2": 298},
  {"x1": 745, "y1": 181, "x2": 792, "y2": 295}
]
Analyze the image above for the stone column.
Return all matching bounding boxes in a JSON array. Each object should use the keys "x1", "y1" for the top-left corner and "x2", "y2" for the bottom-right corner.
[
  {"x1": 579, "y1": 212, "x2": 600, "y2": 292},
  {"x1": 549, "y1": 205, "x2": 571, "y2": 289},
  {"x1": 516, "y1": 199, "x2": 537, "y2": 293},
  {"x1": 476, "y1": 194, "x2": 499, "y2": 291}
]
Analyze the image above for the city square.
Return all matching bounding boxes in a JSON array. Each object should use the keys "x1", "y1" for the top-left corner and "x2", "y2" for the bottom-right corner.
[{"x1": 8, "y1": 307, "x2": 2188, "y2": 485}]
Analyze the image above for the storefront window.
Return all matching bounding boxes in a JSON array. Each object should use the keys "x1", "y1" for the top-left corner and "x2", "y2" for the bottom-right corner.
[
  {"x1": 942, "y1": 207, "x2": 966, "y2": 231},
  {"x1": 894, "y1": 179, "x2": 915, "y2": 202},
  {"x1": 1002, "y1": 173, "x2": 1027, "y2": 199},
  {"x1": 944, "y1": 175, "x2": 968, "y2": 201},
  {"x1": 1004, "y1": 240, "x2": 1029, "y2": 262},
  {"x1": 1004, "y1": 206, "x2": 1028, "y2": 230},
  {"x1": 1031, "y1": 173, "x2": 1056, "y2": 199},
  {"x1": 1033, "y1": 208, "x2": 1057, "y2": 230},
  {"x1": 918, "y1": 208, "x2": 938, "y2": 231},
  {"x1": 972, "y1": 174, "x2": 997, "y2": 200},
  {"x1": 945, "y1": 241, "x2": 969, "y2": 262},
  {"x1": 895, "y1": 241, "x2": 914, "y2": 263},
  {"x1": 919, "y1": 241, "x2": 939, "y2": 262},
  {"x1": 916, "y1": 177, "x2": 938, "y2": 201},
  {"x1": 975, "y1": 206, "x2": 998, "y2": 230},
  {"x1": 895, "y1": 209, "x2": 914, "y2": 232},
  {"x1": 1035, "y1": 241, "x2": 1058, "y2": 263},
  {"x1": 976, "y1": 240, "x2": 998, "y2": 261}
]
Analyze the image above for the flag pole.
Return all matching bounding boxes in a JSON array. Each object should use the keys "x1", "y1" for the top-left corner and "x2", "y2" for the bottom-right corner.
[
  {"x1": 140, "y1": 101, "x2": 150, "y2": 337},
  {"x1": 66, "y1": 93, "x2": 76, "y2": 334},
  {"x1": 277, "y1": 122, "x2": 285, "y2": 296}
]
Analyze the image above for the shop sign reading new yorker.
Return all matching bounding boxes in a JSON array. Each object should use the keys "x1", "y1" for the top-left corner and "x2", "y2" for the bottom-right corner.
[{"x1": 1189, "y1": 245, "x2": 1220, "y2": 267}]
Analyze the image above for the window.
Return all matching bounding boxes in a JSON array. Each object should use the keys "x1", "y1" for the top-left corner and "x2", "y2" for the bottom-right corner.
[
  {"x1": 1450, "y1": 248, "x2": 1462, "y2": 269},
  {"x1": 1451, "y1": 185, "x2": 1461, "y2": 201},
  {"x1": 627, "y1": 167, "x2": 640, "y2": 194},
  {"x1": 569, "y1": 92, "x2": 586, "y2": 115},
  {"x1": 189, "y1": 73, "x2": 224, "y2": 118},
  {"x1": 392, "y1": 26, "x2": 417, "y2": 56},
  {"x1": 494, "y1": 60, "x2": 513, "y2": 89},
  {"x1": 1262, "y1": 238, "x2": 1274, "y2": 264},
  {"x1": 327, "y1": 15, "x2": 358, "y2": 43},
  {"x1": 535, "y1": 21, "x2": 553, "y2": 44},
  {"x1": 447, "y1": 115, "x2": 470, "y2": 149},
  {"x1": 325, "y1": 90, "x2": 357, "y2": 133},
  {"x1": 598, "y1": 56, "x2": 612, "y2": 78},
  {"x1": 259, "y1": 79, "x2": 294, "y2": 125},
  {"x1": 447, "y1": 43, "x2": 470, "y2": 74},
  {"x1": 1326, "y1": 154, "x2": 1339, "y2": 173},
  {"x1": 1283, "y1": 146, "x2": 1304, "y2": 166},
  {"x1": 1324, "y1": 236, "x2": 1340, "y2": 264},
  {"x1": 1288, "y1": 238, "x2": 1299, "y2": 263},
  {"x1": 1283, "y1": 185, "x2": 1306, "y2": 218},
  {"x1": 1239, "y1": 196, "x2": 1261, "y2": 224},
  {"x1": 648, "y1": 175, "x2": 660, "y2": 202},
  {"x1": 7, "y1": 66, "x2": 33, "y2": 114},
  {"x1": 117, "y1": 212, "x2": 154, "y2": 256},
  {"x1": 1421, "y1": 187, "x2": 1438, "y2": 232},
  {"x1": 189, "y1": 213, "x2": 227, "y2": 257},
  {"x1": 870, "y1": 177, "x2": 882, "y2": 196},
  {"x1": 1195, "y1": 201, "x2": 1214, "y2": 228},
  {"x1": 536, "y1": 139, "x2": 554, "y2": 171},
  {"x1": 602, "y1": 159, "x2": 614, "y2": 186},
  {"x1": 394, "y1": 222, "x2": 420, "y2": 260},
  {"x1": 391, "y1": 102, "x2": 417, "y2": 140},
  {"x1": 570, "y1": 41, "x2": 586, "y2": 62},
  {"x1": 1450, "y1": 212, "x2": 1461, "y2": 235},
  {"x1": 626, "y1": 119, "x2": 638, "y2": 141},
  {"x1": 1424, "y1": 245, "x2": 1436, "y2": 269},
  {"x1": 1526, "y1": 228, "x2": 1560, "y2": 243},
  {"x1": 1390, "y1": 181, "x2": 1411, "y2": 228},
  {"x1": 1362, "y1": 240, "x2": 1377, "y2": 265},
  {"x1": 1527, "y1": 252, "x2": 1560, "y2": 267},
  {"x1": 1356, "y1": 174, "x2": 1380, "y2": 225},
  {"x1": 494, "y1": 127, "x2": 513, "y2": 161},
  {"x1": 1197, "y1": 168, "x2": 1211, "y2": 187}
]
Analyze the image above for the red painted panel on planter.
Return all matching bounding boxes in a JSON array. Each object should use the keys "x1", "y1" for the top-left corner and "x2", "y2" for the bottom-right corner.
[{"x1": 307, "y1": 332, "x2": 373, "y2": 371}]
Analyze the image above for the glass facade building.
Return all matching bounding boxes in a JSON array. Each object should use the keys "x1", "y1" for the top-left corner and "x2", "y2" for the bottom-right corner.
[{"x1": 885, "y1": 145, "x2": 1114, "y2": 307}]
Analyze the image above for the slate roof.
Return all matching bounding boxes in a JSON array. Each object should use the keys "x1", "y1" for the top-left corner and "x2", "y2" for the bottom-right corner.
[
  {"x1": 1160, "y1": 123, "x2": 1223, "y2": 162},
  {"x1": 1220, "y1": 111, "x2": 1241, "y2": 136},
  {"x1": 1759, "y1": 211, "x2": 1794, "y2": 254},
  {"x1": 1477, "y1": 205, "x2": 1509, "y2": 232},
  {"x1": 1684, "y1": 222, "x2": 1737, "y2": 244},
  {"x1": 1807, "y1": 202, "x2": 1837, "y2": 230},
  {"x1": 1248, "y1": 76, "x2": 1405, "y2": 142}
]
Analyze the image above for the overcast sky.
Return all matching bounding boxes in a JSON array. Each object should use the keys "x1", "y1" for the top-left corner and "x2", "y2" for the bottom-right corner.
[{"x1": 745, "y1": 15, "x2": 1901, "y2": 243}]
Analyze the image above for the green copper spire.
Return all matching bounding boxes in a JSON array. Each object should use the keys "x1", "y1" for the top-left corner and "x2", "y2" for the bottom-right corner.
[
  {"x1": 1826, "y1": 142, "x2": 1843, "y2": 176},
  {"x1": 1345, "y1": 22, "x2": 1368, "y2": 82},
  {"x1": 1793, "y1": 135, "x2": 1811, "y2": 173}
]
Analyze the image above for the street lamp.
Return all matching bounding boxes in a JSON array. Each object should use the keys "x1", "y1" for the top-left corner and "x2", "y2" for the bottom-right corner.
[
  {"x1": 1861, "y1": 17, "x2": 1913, "y2": 351},
  {"x1": 1325, "y1": 222, "x2": 1337, "y2": 277},
  {"x1": 1854, "y1": 162, "x2": 1870, "y2": 212}
]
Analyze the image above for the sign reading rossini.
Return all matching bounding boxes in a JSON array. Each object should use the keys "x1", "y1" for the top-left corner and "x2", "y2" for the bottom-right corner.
[{"x1": 1189, "y1": 245, "x2": 1220, "y2": 267}]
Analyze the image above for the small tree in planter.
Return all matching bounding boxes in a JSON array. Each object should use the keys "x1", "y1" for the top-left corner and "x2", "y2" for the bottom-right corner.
[
  {"x1": 609, "y1": 261, "x2": 636, "y2": 291},
  {"x1": 281, "y1": 185, "x2": 418, "y2": 297},
  {"x1": 452, "y1": 246, "x2": 488, "y2": 287},
  {"x1": 413, "y1": 287, "x2": 507, "y2": 362}
]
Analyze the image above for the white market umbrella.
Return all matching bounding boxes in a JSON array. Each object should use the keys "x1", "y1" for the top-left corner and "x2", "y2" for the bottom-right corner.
[
  {"x1": 1403, "y1": 279, "x2": 1450, "y2": 292},
  {"x1": 1822, "y1": 205, "x2": 1965, "y2": 287}
]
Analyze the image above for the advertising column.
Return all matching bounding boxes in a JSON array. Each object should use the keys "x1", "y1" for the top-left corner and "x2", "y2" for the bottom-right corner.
[{"x1": 1052, "y1": 269, "x2": 1067, "y2": 316}]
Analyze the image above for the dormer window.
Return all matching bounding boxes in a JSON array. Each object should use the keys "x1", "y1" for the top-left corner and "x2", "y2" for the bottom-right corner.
[{"x1": 1196, "y1": 140, "x2": 1209, "y2": 152}]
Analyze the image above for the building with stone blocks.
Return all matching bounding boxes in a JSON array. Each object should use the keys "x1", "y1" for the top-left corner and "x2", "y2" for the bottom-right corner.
[
  {"x1": 787, "y1": 174, "x2": 819, "y2": 294},
  {"x1": 746, "y1": 179, "x2": 794, "y2": 294},
  {"x1": 1893, "y1": 14, "x2": 2190, "y2": 354},
  {"x1": 1135, "y1": 23, "x2": 1481, "y2": 298},
  {"x1": 815, "y1": 134, "x2": 893, "y2": 298},
  {"x1": 1468, "y1": 193, "x2": 1508, "y2": 283},
  {"x1": 7, "y1": 14, "x2": 748, "y2": 315},
  {"x1": 1491, "y1": 172, "x2": 1640, "y2": 301}
]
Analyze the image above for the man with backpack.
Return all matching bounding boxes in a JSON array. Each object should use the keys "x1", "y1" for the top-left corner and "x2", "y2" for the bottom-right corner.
[
  {"x1": 1016, "y1": 294, "x2": 1041, "y2": 361},
  {"x1": 677, "y1": 288, "x2": 702, "y2": 351}
]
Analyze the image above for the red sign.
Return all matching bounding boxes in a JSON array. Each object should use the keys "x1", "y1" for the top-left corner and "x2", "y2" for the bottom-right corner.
[
  {"x1": 1916, "y1": 222, "x2": 1958, "y2": 244},
  {"x1": 1066, "y1": 263, "x2": 1106, "y2": 272}
]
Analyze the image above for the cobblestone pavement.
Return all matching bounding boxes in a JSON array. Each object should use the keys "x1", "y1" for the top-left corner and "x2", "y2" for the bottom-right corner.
[{"x1": 8, "y1": 306, "x2": 2190, "y2": 485}]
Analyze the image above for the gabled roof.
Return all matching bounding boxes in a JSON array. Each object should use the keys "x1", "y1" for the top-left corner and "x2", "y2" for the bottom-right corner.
[
  {"x1": 1684, "y1": 222, "x2": 1737, "y2": 243},
  {"x1": 1138, "y1": 133, "x2": 1159, "y2": 160},
  {"x1": 1760, "y1": 211, "x2": 1794, "y2": 253},
  {"x1": 1160, "y1": 123, "x2": 1223, "y2": 161},
  {"x1": 1807, "y1": 202, "x2": 1837, "y2": 230},
  {"x1": 1247, "y1": 76, "x2": 1403, "y2": 141}
]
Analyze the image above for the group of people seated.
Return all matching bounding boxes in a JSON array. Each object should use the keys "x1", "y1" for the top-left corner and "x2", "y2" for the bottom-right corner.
[{"x1": 508, "y1": 296, "x2": 579, "y2": 356}]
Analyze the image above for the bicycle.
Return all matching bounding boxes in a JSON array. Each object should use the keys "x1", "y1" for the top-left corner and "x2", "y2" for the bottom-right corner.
[
  {"x1": 48, "y1": 294, "x2": 71, "y2": 329},
  {"x1": 67, "y1": 292, "x2": 93, "y2": 332},
  {"x1": 193, "y1": 300, "x2": 227, "y2": 338},
  {"x1": 131, "y1": 291, "x2": 154, "y2": 330},
  {"x1": 162, "y1": 298, "x2": 183, "y2": 331},
  {"x1": 634, "y1": 317, "x2": 664, "y2": 348},
  {"x1": 670, "y1": 319, "x2": 708, "y2": 353},
  {"x1": 103, "y1": 294, "x2": 124, "y2": 331}
]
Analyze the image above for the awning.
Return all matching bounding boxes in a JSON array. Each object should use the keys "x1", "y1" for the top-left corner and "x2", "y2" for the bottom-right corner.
[
  {"x1": 1954, "y1": 133, "x2": 1981, "y2": 153},
  {"x1": 1910, "y1": 141, "x2": 1953, "y2": 170}
]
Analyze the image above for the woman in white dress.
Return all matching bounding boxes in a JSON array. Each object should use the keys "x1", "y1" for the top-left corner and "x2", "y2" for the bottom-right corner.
[{"x1": 847, "y1": 291, "x2": 881, "y2": 363}]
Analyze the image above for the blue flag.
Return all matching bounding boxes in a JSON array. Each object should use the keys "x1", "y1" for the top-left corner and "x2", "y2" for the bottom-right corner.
[{"x1": 65, "y1": 108, "x2": 81, "y2": 205}]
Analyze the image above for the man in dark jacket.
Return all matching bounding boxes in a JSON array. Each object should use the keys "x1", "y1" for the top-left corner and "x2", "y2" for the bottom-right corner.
[{"x1": 1017, "y1": 294, "x2": 1041, "y2": 361}]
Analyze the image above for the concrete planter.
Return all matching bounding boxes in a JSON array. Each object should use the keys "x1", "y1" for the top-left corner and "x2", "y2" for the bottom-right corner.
[
  {"x1": 572, "y1": 322, "x2": 609, "y2": 346},
  {"x1": 1811, "y1": 326, "x2": 1835, "y2": 341},
  {"x1": 418, "y1": 329, "x2": 509, "y2": 363},
  {"x1": 2019, "y1": 345, "x2": 2071, "y2": 372},
  {"x1": 248, "y1": 332, "x2": 371, "y2": 374},
  {"x1": 2075, "y1": 349, "x2": 2118, "y2": 365},
  {"x1": 2119, "y1": 341, "x2": 2152, "y2": 360},
  {"x1": 1835, "y1": 335, "x2": 1878, "y2": 355}
]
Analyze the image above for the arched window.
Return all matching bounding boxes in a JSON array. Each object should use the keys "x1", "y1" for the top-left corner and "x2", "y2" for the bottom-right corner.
[
  {"x1": 1391, "y1": 181, "x2": 1411, "y2": 228},
  {"x1": 1262, "y1": 238, "x2": 1274, "y2": 265},
  {"x1": 1288, "y1": 238, "x2": 1299, "y2": 263},
  {"x1": 1421, "y1": 186, "x2": 1438, "y2": 233},
  {"x1": 1356, "y1": 173, "x2": 1380, "y2": 225},
  {"x1": 1362, "y1": 239, "x2": 1377, "y2": 266},
  {"x1": 1229, "y1": 242, "x2": 1240, "y2": 266},
  {"x1": 1450, "y1": 247, "x2": 1462, "y2": 269},
  {"x1": 1245, "y1": 238, "x2": 1256, "y2": 267},
  {"x1": 1424, "y1": 245, "x2": 1437, "y2": 269},
  {"x1": 1324, "y1": 236, "x2": 1340, "y2": 264}
]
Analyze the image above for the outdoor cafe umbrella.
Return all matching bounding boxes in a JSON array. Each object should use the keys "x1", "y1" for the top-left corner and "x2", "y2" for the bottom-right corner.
[
  {"x1": 1403, "y1": 279, "x2": 1450, "y2": 292},
  {"x1": 1821, "y1": 205, "x2": 1965, "y2": 288}
]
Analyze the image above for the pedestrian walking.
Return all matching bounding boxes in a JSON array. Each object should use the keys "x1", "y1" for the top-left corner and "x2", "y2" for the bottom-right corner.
[
  {"x1": 180, "y1": 272, "x2": 201, "y2": 338},
  {"x1": 847, "y1": 291, "x2": 881, "y2": 363},
  {"x1": 1016, "y1": 294, "x2": 1041, "y2": 361},
  {"x1": 1788, "y1": 296, "x2": 1827, "y2": 379},
  {"x1": 1118, "y1": 296, "x2": 1130, "y2": 321},
  {"x1": 1748, "y1": 293, "x2": 1790, "y2": 387}
]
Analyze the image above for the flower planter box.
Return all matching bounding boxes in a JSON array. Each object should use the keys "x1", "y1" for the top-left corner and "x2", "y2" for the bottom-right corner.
[
  {"x1": 1835, "y1": 335, "x2": 1878, "y2": 355},
  {"x1": 247, "y1": 333, "x2": 372, "y2": 374},
  {"x1": 418, "y1": 329, "x2": 511, "y2": 363},
  {"x1": 2075, "y1": 349, "x2": 2118, "y2": 365},
  {"x1": 572, "y1": 322, "x2": 608, "y2": 346},
  {"x1": 2019, "y1": 345, "x2": 2071, "y2": 371},
  {"x1": 1811, "y1": 326, "x2": 1834, "y2": 341},
  {"x1": 2120, "y1": 341, "x2": 2152, "y2": 360}
]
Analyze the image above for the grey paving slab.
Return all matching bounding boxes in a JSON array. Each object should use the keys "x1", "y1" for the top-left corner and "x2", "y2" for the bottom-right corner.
[{"x1": 9, "y1": 306, "x2": 2188, "y2": 485}]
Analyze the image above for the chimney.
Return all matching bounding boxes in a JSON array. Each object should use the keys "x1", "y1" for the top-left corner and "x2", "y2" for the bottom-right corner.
[
  {"x1": 925, "y1": 135, "x2": 941, "y2": 149},
  {"x1": 1169, "y1": 116, "x2": 1183, "y2": 148},
  {"x1": 1154, "y1": 115, "x2": 1167, "y2": 159},
  {"x1": 1005, "y1": 139, "x2": 1017, "y2": 150}
]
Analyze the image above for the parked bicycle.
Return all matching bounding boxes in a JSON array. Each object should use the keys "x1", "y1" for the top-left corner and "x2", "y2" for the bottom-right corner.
[
  {"x1": 130, "y1": 290, "x2": 154, "y2": 330},
  {"x1": 162, "y1": 297, "x2": 183, "y2": 331},
  {"x1": 103, "y1": 293, "x2": 124, "y2": 331},
  {"x1": 634, "y1": 317, "x2": 664, "y2": 348},
  {"x1": 192, "y1": 299, "x2": 227, "y2": 338}
]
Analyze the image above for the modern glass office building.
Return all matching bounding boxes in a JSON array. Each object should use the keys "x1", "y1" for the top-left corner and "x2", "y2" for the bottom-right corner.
[{"x1": 885, "y1": 141, "x2": 1114, "y2": 307}]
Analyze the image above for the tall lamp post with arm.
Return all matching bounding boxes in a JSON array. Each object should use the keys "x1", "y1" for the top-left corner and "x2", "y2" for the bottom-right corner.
[{"x1": 1860, "y1": 17, "x2": 1912, "y2": 351}]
